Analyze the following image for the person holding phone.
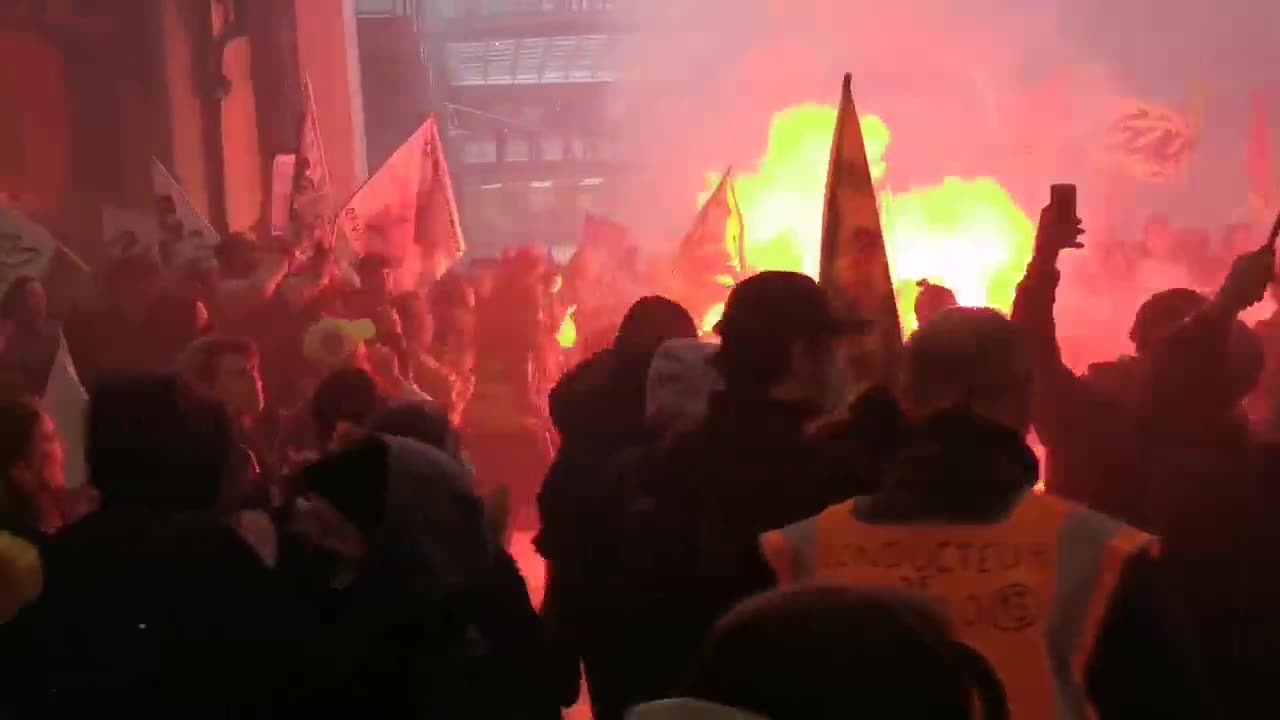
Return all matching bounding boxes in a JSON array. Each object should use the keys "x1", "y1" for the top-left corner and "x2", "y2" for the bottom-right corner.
[{"x1": 1013, "y1": 184, "x2": 1277, "y2": 719}]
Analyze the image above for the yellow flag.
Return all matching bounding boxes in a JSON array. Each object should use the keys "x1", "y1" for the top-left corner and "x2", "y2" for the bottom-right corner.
[{"x1": 820, "y1": 73, "x2": 902, "y2": 381}]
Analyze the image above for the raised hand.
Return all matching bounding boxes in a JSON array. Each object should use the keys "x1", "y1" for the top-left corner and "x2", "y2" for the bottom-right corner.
[{"x1": 1034, "y1": 204, "x2": 1085, "y2": 257}]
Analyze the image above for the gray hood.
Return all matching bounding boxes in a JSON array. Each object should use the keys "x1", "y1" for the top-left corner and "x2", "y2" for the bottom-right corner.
[
  {"x1": 626, "y1": 699, "x2": 766, "y2": 720},
  {"x1": 380, "y1": 435, "x2": 494, "y2": 596}
]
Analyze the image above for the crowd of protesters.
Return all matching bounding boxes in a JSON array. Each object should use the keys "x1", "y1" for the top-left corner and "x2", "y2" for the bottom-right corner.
[{"x1": 0, "y1": 192, "x2": 1277, "y2": 720}]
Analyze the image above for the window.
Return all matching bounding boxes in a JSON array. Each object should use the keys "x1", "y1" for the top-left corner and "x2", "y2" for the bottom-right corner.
[
  {"x1": 445, "y1": 35, "x2": 617, "y2": 85},
  {"x1": 540, "y1": 136, "x2": 565, "y2": 161},
  {"x1": 504, "y1": 137, "x2": 531, "y2": 162},
  {"x1": 463, "y1": 138, "x2": 498, "y2": 163}
]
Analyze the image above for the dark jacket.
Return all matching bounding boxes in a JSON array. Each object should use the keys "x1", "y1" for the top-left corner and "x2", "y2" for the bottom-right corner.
[
  {"x1": 538, "y1": 348, "x2": 651, "y2": 564},
  {"x1": 593, "y1": 390, "x2": 879, "y2": 718},
  {"x1": 279, "y1": 436, "x2": 565, "y2": 718},
  {"x1": 1013, "y1": 256, "x2": 1271, "y2": 718},
  {"x1": 6, "y1": 505, "x2": 281, "y2": 718}
]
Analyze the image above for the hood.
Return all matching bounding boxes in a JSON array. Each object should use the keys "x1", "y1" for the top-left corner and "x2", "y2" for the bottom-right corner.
[
  {"x1": 549, "y1": 349, "x2": 648, "y2": 441},
  {"x1": 377, "y1": 435, "x2": 493, "y2": 596},
  {"x1": 626, "y1": 699, "x2": 766, "y2": 720},
  {"x1": 646, "y1": 338, "x2": 721, "y2": 435},
  {"x1": 863, "y1": 410, "x2": 1038, "y2": 524}
]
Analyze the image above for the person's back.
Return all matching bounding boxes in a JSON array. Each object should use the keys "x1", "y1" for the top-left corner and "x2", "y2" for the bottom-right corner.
[
  {"x1": 277, "y1": 434, "x2": 564, "y2": 718},
  {"x1": 607, "y1": 273, "x2": 869, "y2": 715},
  {"x1": 760, "y1": 308, "x2": 1209, "y2": 720},
  {"x1": 12, "y1": 373, "x2": 281, "y2": 717}
]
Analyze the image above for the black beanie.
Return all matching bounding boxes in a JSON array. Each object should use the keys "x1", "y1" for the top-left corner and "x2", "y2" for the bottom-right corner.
[{"x1": 302, "y1": 435, "x2": 391, "y2": 537}]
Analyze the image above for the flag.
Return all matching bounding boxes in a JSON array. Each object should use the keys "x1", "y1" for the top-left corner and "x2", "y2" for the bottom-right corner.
[
  {"x1": 0, "y1": 208, "x2": 89, "y2": 487},
  {"x1": 291, "y1": 76, "x2": 335, "y2": 247},
  {"x1": 0, "y1": 204, "x2": 59, "y2": 289},
  {"x1": 0, "y1": 203, "x2": 91, "y2": 305},
  {"x1": 565, "y1": 213, "x2": 634, "y2": 299},
  {"x1": 1247, "y1": 93, "x2": 1275, "y2": 226},
  {"x1": 44, "y1": 334, "x2": 87, "y2": 489},
  {"x1": 671, "y1": 168, "x2": 745, "y2": 324},
  {"x1": 338, "y1": 116, "x2": 464, "y2": 290},
  {"x1": 102, "y1": 203, "x2": 160, "y2": 258},
  {"x1": 150, "y1": 158, "x2": 221, "y2": 271},
  {"x1": 820, "y1": 73, "x2": 902, "y2": 382},
  {"x1": 1104, "y1": 98, "x2": 1199, "y2": 183},
  {"x1": 677, "y1": 167, "x2": 745, "y2": 279}
]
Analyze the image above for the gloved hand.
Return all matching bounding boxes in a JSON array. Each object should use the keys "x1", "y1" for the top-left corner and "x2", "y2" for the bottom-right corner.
[{"x1": 1216, "y1": 244, "x2": 1277, "y2": 314}]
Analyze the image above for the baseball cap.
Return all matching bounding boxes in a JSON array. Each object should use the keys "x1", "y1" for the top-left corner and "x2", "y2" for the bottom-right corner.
[
  {"x1": 303, "y1": 317, "x2": 377, "y2": 369},
  {"x1": 714, "y1": 271, "x2": 868, "y2": 342}
]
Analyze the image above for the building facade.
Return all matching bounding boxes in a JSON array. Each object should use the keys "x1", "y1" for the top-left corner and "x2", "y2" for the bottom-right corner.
[
  {"x1": 0, "y1": 0, "x2": 368, "y2": 262},
  {"x1": 358, "y1": 0, "x2": 626, "y2": 259}
]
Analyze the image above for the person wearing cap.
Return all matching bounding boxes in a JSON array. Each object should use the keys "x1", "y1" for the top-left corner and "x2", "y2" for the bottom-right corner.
[
  {"x1": 600, "y1": 271, "x2": 875, "y2": 716},
  {"x1": 536, "y1": 297, "x2": 700, "y2": 718}
]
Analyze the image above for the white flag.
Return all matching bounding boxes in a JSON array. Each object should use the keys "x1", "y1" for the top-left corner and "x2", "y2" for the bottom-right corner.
[
  {"x1": 0, "y1": 204, "x2": 57, "y2": 292},
  {"x1": 337, "y1": 116, "x2": 464, "y2": 290},
  {"x1": 43, "y1": 334, "x2": 87, "y2": 489},
  {"x1": 150, "y1": 158, "x2": 221, "y2": 271},
  {"x1": 102, "y1": 203, "x2": 161, "y2": 258}
]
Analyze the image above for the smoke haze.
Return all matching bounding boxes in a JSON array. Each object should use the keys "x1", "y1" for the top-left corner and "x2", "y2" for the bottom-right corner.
[{"x1": 606, "y1": 0, "x2": 1280, "y2": 240}]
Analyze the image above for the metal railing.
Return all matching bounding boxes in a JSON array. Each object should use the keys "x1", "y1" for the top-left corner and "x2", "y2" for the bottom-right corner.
[{"x1": 427, "y1": 0, "x2": 614, "y2": 20}]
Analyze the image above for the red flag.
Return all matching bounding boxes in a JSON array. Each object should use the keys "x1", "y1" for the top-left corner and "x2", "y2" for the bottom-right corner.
[
  {"x1": 671, "y1": 168, "x2": 744, "y2": 329},
  {"x1": 338, "y1": 116, "x2": 465, "y2": 289},
  {"x1": 820, "y1": 73, "x2": 902, "y2": 380},
  {"x1": 1248, "y1": 93, "x2": 1275, "y2": 224}
]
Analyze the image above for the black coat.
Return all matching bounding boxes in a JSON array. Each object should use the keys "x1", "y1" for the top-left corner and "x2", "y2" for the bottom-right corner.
[{"x1": 6, "y1": 506, "x2": 282, "y2": 718}]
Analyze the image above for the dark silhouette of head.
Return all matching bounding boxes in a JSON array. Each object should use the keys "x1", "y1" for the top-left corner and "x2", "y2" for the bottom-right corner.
[
  {"x1": 684, "y1": 586, "x2": 1002, "y2": 720},
  {"x1": 87, "y1": 373, "x2": 231, "y2": 512},
  {"x1": 614, "y1": 296, "x2": 698, "y2": 361},
  {"x1": 903, "y1": 307, "x2": 1032, "y2": 435},
  {"x1": 311, "y1": 367, "x2": 385, "y2": 449}
]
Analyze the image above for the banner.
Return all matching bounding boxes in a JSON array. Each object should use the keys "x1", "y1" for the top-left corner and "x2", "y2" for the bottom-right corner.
[
  {"x1": 338, "y1": 116, "x2": 464, "y2": 289},
  {"x1": 102, "y1": 203, "x2": 160, "y2": 258},
  {"x1": 819, "y1": 73, "x2": 902, "y2": 382},
  {"x1": 150, "y1": 158, "x2": 221, "y2": 271},
  {"x1": 1104, "y1": 98, "x2": 1199, "y2": 183},
  {"x1": 291, "y1": 76, "x2": 334, "y2": 248}
]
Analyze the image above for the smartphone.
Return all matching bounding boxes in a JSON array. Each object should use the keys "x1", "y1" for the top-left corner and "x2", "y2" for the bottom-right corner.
[{"x1": 1050, "y1": 183, "x2": 1077, "y2": 221}]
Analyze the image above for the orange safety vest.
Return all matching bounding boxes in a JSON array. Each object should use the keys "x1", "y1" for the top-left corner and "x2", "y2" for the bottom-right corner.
[{"x1": 759, "y1": 492, "x2": 1156, "y2": 720}]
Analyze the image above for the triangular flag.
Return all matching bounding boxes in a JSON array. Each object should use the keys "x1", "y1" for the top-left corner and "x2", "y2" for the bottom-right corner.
[
  {"x1": 671, "y1": 168, "x2": 745, "y2": 324},
  {"x1": 0, "y1": 204, "x2": 59, "y2": 290},
  {"x1": 1247, "y1": 93, "x2": 1276, "y2": 227},
  {"x1": 150, "y1": 158, "x2": 221, "y2": 271},
  {"x1": 292, "y1": 76, "x2": 335, "y2": 247},
  {"x1": 0, "y1": 204, "x2": 91, "y2": 314},
  {"x1": 338, "y1": 116, "x2": 464, "y2": 290},
  {"x1": 43, "y1": 334, "x2": 87, "y2": 490},
  {"x1": 820, "y1": 73, "x2": 902, "y2": 381}
]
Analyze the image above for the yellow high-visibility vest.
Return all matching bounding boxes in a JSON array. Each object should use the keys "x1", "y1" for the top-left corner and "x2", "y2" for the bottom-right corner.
[{"x1": 760, "y1": 493, "x2": 1156, "y2": 720}]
